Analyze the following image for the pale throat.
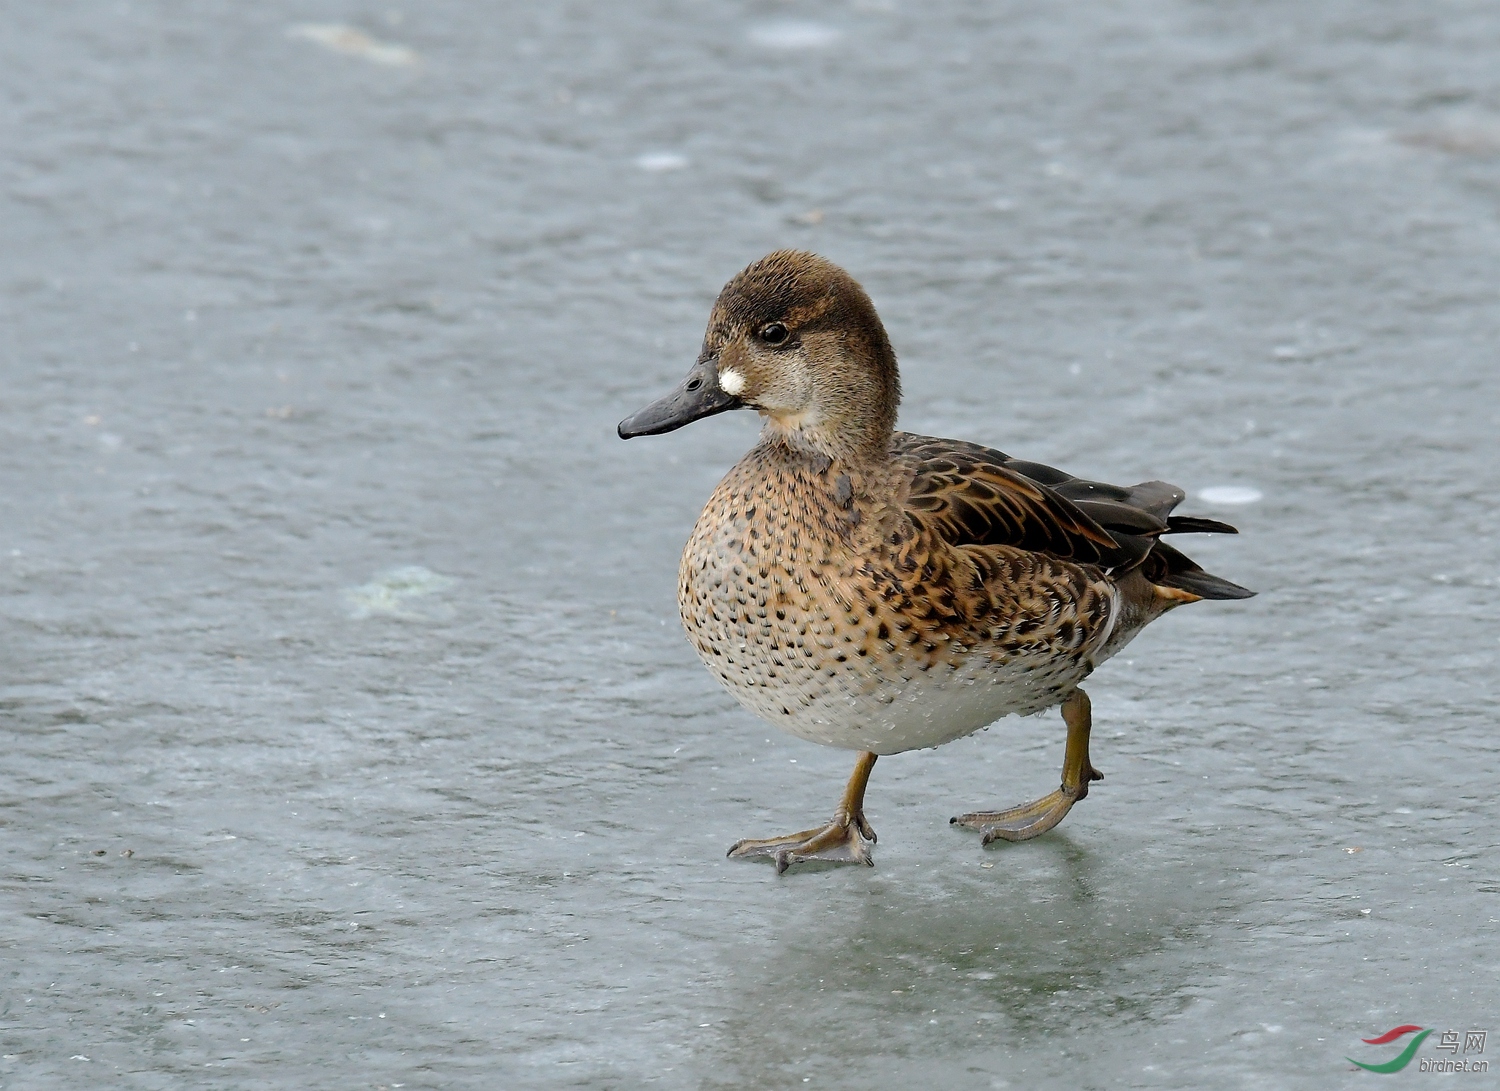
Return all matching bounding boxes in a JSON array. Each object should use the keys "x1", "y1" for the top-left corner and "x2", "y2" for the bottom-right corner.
[
  {"x1": 762, "y1": 407, "x2": 821, "y2": 432},
  {"x1": 759, "y1": 406, "x2": 890, "y2": 464}
]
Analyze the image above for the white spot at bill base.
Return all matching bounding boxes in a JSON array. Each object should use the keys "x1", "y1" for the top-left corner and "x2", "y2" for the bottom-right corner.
[{"x1": 1198, "y1": 485, "x2": 1262, "y2": 505}]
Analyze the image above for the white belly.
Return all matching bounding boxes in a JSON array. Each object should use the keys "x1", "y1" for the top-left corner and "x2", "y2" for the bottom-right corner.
[{"x1": 718, "y1": 649, "x2": 1090, "y2": 755}]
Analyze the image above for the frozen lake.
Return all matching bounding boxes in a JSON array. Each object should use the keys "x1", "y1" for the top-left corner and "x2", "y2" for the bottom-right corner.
[{"x1": 3, "y1": 1, "x2": 1497, "y2": 1087}]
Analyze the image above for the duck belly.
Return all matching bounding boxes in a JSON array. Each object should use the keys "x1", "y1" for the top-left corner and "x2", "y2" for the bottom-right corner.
[{"x1": 687, "y1": 630, "x2": 1091, "y2": 755}]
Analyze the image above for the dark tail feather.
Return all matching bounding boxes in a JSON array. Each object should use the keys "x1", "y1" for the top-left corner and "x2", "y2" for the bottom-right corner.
[
  {"x1": 1006, "y1": 463, "x2": 1252, "y2": 594},
  {"x1": 1144, "y1": 540, "x2": 1256, "y2": 600},
  {"x1": 1165, "y1": 515, "x2": 1239, "y2": 535},
  {"x1": 1159, "y1": 569, "x2": 1256, "y2": 600}
]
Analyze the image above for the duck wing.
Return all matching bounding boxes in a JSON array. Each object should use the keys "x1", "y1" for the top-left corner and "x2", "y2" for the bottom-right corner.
[
  {"x1": 891, "y1": 433, "x2": 1254, "y2": 598},
  {"x1": 892, "y1": 434, "x2": 1131, "y2": 569}
]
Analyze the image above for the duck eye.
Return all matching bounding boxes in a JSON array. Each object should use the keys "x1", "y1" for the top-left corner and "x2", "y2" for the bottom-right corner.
[{"x1": 759, "y1": 322, "x2": 789, "y2": 345}]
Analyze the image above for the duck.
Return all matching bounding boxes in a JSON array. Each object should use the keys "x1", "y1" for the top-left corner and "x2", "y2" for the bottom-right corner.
[{"x1": 618, "y1": 250, "x2": 1253, "y2": 874}]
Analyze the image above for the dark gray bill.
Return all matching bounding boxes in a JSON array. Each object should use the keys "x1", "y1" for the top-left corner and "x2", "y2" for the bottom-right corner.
[{"x1": 617, "y1": 359, "x2": 743, "y2": 439}]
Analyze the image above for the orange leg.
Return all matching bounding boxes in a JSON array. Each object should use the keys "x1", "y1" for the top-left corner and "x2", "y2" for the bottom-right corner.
[
  {"x1": 728, "y1": 751, "x2": 878, "y2": 874},
  {"x1": 951, "y1": 689, "x2": 1102, "y2": 845}
]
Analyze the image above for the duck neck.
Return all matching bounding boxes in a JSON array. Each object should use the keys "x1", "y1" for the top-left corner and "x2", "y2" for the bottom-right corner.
[
  {"x1": 759, "y1": 410, "x2": 892, "y2": 469},
  {"x1": 758, "y1": 341, "x2": 901, "y2": 467}
]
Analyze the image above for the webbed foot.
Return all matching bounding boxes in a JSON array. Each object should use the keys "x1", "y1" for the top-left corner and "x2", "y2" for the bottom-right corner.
[
  {"x1": 727, "y1": 751, "x2": 878, "y2": 874},
  {"x1": 728, "y1": 811, "x2": 877, "y2": 873},
  {"x1": 950, "y1": 777, "x2": 1096, "y2": 843},
  {"x1": 951, "y1": 689, "x2": 1102, "y2": 846}
]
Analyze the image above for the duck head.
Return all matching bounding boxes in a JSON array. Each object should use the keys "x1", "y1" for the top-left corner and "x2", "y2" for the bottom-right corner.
[{"x1": 618, "y1": 250, "x2": 901, "y2": 461}]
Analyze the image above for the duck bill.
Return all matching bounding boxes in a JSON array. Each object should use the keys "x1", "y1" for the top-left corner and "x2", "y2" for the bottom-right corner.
[{"x1": 617, "y1": 359, "x2": 743, "y2": 439}]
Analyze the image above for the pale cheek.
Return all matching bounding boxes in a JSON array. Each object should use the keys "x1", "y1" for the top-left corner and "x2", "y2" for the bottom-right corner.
[{"x1": 718, "y1": 368, "x2": 747, "y2": 396}]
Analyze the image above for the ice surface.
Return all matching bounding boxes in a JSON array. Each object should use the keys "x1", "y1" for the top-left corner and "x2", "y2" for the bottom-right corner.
[
  {"x1": 287, "y1": 24, "x2": 418, "y2": 67},
  {"x1": 343, "y1": 566, "x2": 458, "y2": 620},
  {"x1": 636, "y1": 152, "x2": 691, "y2": 172},
  {"x1": 748, "y1": 22, "x2": 843, "y2": 51},
  {"x1": 1199, "y1": 485, "x2": 1264, "y2": 505}
]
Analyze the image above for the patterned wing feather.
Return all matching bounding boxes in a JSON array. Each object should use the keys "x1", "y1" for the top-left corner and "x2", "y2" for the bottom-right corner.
[
  {"x1": 893, "y1": 435, "x2": 1129, "y2": 567},
  {"x1": 891, "y1": 432, "x2": 1252, "y2": 596}
]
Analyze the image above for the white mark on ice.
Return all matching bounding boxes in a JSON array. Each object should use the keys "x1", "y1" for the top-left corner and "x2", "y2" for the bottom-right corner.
[
  {"x1": 749, "y1": 22, "x2": 842, "y2": 50},
  {"x1": 1199, "y1": 485, "x2": 1262, "y2": 505},
  {"x1": 635, "y1": 152, "x2": 689, "y2": 172},
  {"x1": 344, "y1": 566, "x2": 458, "y2": 620},
  {"x1": 287, "y1": 24, "x2": 418, "y2": 67}
]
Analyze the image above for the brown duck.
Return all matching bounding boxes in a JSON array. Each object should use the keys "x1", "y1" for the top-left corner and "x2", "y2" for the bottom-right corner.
[{"x1": 619, "y1": 250, "x2": 1252, "y2": 873}]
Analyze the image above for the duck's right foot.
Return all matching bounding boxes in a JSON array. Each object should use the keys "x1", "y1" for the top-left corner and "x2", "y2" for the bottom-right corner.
[
  {"x1": 727, "y1": 813, "x2": 876, "y2": 874},
  {"x1": 726, "y1": 751, "x2": 878, "y2": 874}
]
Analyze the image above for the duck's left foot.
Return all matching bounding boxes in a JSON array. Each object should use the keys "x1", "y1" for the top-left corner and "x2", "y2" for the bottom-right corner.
[
  {"x1": 727, "y1": 751, "x2": 878, "y2": 874},
  {"x1": 950, "y1": 779, "x2": 1095, "y2": 843},
  {"x1": 727, "y1": 812, "x2": 876, "y2": 873},
  {"x1": 951, "y1": 689, "x2": 1101, "y2": 846}
]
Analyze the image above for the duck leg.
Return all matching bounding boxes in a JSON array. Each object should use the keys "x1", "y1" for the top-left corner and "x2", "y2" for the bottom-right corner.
[
  {"x1": 951, "y1": 689, "x2": 1103, "y2": 845},
  {"x1": 728, "y1": 751, "x2": 878, "y2": 874}
]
